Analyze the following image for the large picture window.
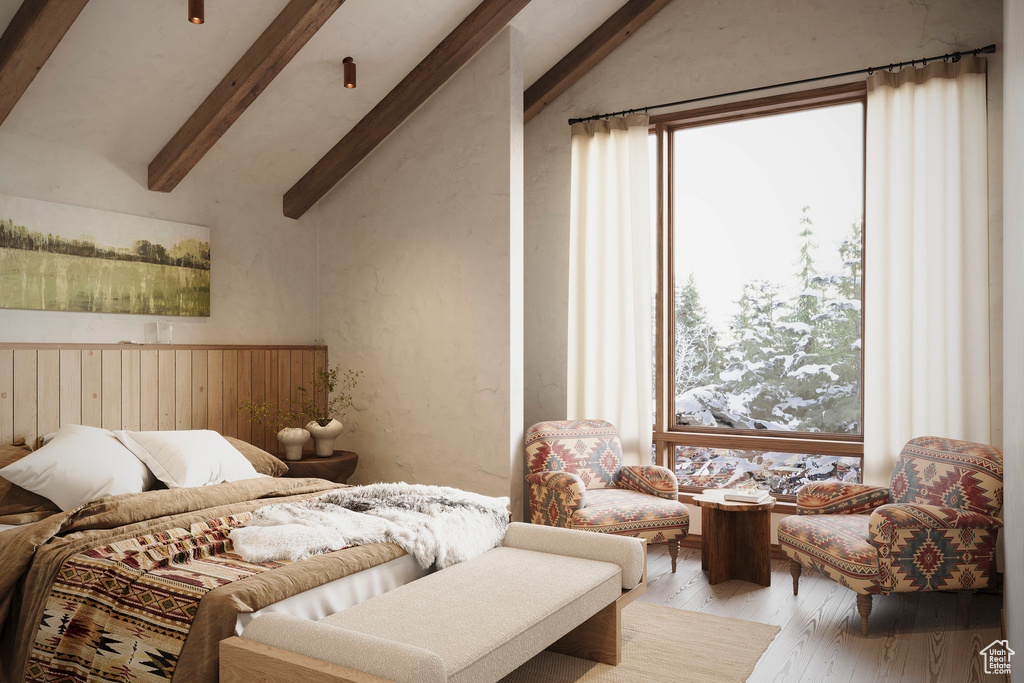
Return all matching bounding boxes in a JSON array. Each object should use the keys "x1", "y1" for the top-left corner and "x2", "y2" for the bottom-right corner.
[{"x1": 652, "y1": 84, "x2": 866, "y2": 500}]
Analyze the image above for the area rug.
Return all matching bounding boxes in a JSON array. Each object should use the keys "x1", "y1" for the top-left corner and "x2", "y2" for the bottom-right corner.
[{"x1": 500, "y1": 602, "x2": 780, "y2": 683}]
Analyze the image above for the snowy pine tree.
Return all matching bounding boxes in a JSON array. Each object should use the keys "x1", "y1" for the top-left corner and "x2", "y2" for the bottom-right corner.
[{"x1": 674, "y1": 274, "x2": 725, "y2": 395}]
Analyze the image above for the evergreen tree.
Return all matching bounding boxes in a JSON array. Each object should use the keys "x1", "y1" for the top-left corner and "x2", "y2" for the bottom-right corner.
[{"x1": 674, "y1": 274, "x2": 724, "y2": 395}]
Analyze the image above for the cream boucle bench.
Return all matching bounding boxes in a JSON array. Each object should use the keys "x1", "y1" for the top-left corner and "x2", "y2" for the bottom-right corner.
[{"x1": 220, "y1": 522, "x2": 647, "y2": 683}]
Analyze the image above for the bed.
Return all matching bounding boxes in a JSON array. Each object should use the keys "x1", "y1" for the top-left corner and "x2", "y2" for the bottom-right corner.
[{"x1": 0, "y1": 430, "x2": 432, "y2": 679}]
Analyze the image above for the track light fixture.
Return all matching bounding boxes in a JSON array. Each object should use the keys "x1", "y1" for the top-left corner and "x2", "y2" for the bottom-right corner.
[
  {"x1": 188, "y1": 0, "x2": 204, "y2": 24},
  {"x1": 343, "y1": 57, "x2": 356, "y2": 89}
]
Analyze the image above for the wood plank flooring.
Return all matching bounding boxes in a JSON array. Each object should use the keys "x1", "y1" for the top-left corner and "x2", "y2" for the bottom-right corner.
[{"x1": 638, "y1": 544, "x2": 1003, "y2": 682}]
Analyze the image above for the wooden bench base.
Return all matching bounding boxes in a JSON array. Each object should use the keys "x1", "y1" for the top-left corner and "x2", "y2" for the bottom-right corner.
[{"x1": 546, "y1": 571, "x2": 647, "y2": 666}]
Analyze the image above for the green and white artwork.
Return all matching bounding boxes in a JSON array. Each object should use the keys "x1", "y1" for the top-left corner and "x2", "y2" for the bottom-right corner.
[{"x1": 0, "y1": 194, "x2": 210, "y2": 317}]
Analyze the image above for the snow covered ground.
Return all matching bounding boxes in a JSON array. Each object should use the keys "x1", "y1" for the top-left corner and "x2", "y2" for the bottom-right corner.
[{"x1": 674, "y1": 445, "x2": 861, "y2": 496}]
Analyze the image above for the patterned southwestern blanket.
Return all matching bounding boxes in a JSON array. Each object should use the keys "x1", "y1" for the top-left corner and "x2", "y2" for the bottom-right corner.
[{"x1": 25, "y1": 512, "x2": 293, "y2": 683}]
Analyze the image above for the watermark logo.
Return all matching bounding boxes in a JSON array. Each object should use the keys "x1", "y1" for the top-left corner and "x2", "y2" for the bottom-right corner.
[{"x1": 980, "y1": 639, "x2": 1014, "y2": 676}]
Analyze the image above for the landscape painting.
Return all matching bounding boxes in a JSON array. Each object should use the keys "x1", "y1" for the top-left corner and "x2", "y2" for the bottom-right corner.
[{"x1": 0, "y1": 194, "x2": 210, "y2": 317}]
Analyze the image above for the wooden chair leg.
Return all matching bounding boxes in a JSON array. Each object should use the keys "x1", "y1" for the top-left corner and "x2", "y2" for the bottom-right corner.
[
  {"x1": 668, "y1": 539, "x2": 679, "y2": 573},
  {"x1": 789, "y1": 559, "x2": 802, "y2": 596},
  {"x1": 958, "y1": 590, "x2": 976, "y2": 628},
  {"x1": 856, "y1": 594, "x2": 872, "y2": 636}
]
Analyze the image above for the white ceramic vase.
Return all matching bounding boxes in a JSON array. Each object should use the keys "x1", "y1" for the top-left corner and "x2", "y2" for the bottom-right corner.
[
  {"x1": 306, "y1": 419, "x2": 343, "y2": 457},
  {"x1": 277, "y1": 427, "x2": 310, "y2": 461}
]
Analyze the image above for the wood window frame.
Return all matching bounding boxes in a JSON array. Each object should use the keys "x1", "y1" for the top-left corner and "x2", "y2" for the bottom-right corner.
[{"x1": 650, "y1": 82, "x2": 868, "y2": 501}]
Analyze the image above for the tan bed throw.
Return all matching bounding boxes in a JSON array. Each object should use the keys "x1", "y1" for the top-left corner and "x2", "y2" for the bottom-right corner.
[{"x1": 0, "y1": 478, "x2": 407, "y2": 683}]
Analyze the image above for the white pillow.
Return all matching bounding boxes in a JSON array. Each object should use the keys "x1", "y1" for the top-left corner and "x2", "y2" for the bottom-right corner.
[
  {"x1": 0, "y1": 424, "x2": 156, "y2": 511},
  {"x1": 114, "y1": 430, "x2": 261, "y2": 488}
]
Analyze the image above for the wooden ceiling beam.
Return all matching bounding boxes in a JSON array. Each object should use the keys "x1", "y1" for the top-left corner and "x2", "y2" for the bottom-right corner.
[
  {"x1": 283, "y1": 0, "x2": 533, "y2": 220},
  {"x1": 0, "y1": 0, "x2": 90, "y2": 127},
  {"x1": 524, "y1": 0, "x2": 673, "y2": 123},
  {"x1": 148, "y1": 0, "x2": 347, "y2": 193}
]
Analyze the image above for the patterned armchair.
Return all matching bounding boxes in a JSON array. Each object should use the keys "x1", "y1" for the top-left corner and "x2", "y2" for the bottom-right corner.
[
  {"x1": 526, "y1": 420, "x2": 689, "y2": 572},
  {"x1": 779, "y1": 436, "x2": 1003, "y2": 635}
]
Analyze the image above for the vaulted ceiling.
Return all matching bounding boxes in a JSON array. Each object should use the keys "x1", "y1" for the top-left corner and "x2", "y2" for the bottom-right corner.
[{"x1": 0, "y1": 0, "x2": 632, "y2": 200}]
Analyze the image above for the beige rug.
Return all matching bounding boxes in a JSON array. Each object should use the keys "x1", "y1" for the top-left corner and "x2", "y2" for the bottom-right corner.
[{"x1": 500, "y1": 602, "x2": 780, "y2": 683}]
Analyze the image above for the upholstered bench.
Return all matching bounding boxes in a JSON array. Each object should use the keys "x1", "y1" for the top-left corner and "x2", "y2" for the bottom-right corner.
[{"x1": 220, "y1": 523, "x2": 647, "y2": 683}]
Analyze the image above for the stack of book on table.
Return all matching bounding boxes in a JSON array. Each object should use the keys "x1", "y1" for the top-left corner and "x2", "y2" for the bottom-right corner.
[{"x1": 703, "y1": 488, "x2": 772, "y2": 503}]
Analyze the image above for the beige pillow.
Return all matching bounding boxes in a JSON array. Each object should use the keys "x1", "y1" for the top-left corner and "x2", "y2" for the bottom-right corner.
[
  {"x1": 224, "y1": 437, "x2": 289, "y2": 477},
  {"x1": 0, "y1": 443, "x2": 60, "y2": 517}
]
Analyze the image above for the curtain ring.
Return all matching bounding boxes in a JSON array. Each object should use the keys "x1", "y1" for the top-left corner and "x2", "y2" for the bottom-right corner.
[
  {"x1": 867, "y1": 67, "x2": 874, "y2": 76},
  {"x1": 952, "y1": 51, "x2": 962, "y2": 62},
  {"x1": 921, "y1": 57, "x2": 927, "y2": 66}
]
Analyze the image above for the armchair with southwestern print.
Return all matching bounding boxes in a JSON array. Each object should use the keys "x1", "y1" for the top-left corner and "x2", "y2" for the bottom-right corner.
[
  {"x1": 526, "y1": 420, "x2": 689, "y2": 572},
  {"x1": 778, "y1": 436, "x2": 1003, "y2": 635}
]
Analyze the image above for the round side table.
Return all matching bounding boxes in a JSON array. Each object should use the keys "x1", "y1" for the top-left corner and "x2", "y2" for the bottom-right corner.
[
  {"x1": 692, "y1": 490, "x2": 776, "y2": 586},
  {"x1": 282, "y1": 450, "x2": 358, "y2": 484}
]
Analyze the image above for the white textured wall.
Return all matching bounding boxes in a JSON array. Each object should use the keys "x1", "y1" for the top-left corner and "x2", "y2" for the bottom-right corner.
[
  {"x1": 315, "y1": 28, "x2": 525, "y2": 515},
  {"x1": 1003, "y1": 0, "x2": 1023, "y2": 657},
  {"x1": 524, "y1": 0, "x2": 1004, "y2": 453},
  {"x1": 0, "y1": 132, "x2": 318, "y2": 344}
]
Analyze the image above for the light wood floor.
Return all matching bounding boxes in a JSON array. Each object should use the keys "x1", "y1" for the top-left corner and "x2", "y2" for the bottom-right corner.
[{"x1": 638, "y1": 544, "x2": 1003, "y2": 683}]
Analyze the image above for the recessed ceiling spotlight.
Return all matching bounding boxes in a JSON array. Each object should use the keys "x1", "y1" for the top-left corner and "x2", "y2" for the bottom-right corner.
[
  {"x1": 343, "y1": 57, "x2": 356, "y2": 89},
  {"x1": 188, "y1": 0, "x2": 204, "y2": 24}
]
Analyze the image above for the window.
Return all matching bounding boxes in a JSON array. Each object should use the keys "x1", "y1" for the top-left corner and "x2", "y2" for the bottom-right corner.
[{"x1": 651, "y1": 84, "x2": 866, "y2": 500}]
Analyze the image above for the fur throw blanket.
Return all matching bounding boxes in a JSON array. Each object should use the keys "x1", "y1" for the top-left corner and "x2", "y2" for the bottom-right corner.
[{"x1": 229, "y1": 483, "x2": 510, "y2": 568}]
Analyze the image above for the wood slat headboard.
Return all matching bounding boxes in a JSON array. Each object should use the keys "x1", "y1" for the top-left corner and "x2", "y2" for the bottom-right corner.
[{"x1": 0, "y1": 344, "x2": 326, "y2": 456}]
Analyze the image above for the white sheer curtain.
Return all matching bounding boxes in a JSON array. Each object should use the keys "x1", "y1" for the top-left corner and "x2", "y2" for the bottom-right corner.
[
  {"x1": 864, "y1": 56, "x2": 991, "y2": 486},
  {"x1": 567, "y1": 113, "x2": 652, "y2": 464}
]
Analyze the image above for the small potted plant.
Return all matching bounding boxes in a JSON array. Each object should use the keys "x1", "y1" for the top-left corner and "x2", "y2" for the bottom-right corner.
[
  {"x1": 298, "y1": 365, "x2": 362, "y2": 456},
  {"x1": 240, "y1": 399, "x2": 307, "y2": 461}
]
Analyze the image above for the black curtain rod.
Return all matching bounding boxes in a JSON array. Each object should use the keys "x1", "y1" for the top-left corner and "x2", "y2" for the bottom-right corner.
[{"x1": 568, "y1": 44, "x2": 997, "y2": 125}]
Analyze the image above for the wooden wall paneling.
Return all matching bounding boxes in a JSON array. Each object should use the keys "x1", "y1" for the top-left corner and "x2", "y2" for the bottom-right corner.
[
  {"x1": 140, "y1": 350, "x2": 159, "y2": 430},
  {"x1": 12, "y1": 350, "x2": 36, "y2": 447},
  {"x1": 81, "y1": 349, "x2": 102, "y2": 427},
  {"x1": 59, "y1": 350, "x2": 82, "y2": 427},
  {"x1": 314, "y1": 346, "x2": 327, "y2": 415},
  {"x1": 207, "y1": 350, "x2": 223, "y2": 434},
  {"x1": 0, "y1": 350, "x2": 14, "y2": 446},
  {"x1": 298, "y1": 349, "x2": 312, "y2": 452},
  {"x1": 236, "y1": 349, "x2": 252, "y2": 443},
  {"x1": 121, "y1": 350, "x2": 141, "y2": 430},
  {"x1": 251, "y1": 349, "x2": 266, "y2": 450},
  {"x1": 101, "y1": 350, "x2": 121, "y2": 430},
  {"x1": 0, "y1": 345, "x2": 320, "y2": 446},
  {"x1": 267, "y1": 350, "x2": 279, "y2": 453},
  {"x1": 222, "y1": 350, "x2": 238, "y2": 438},
  {"x1": 36, "y1": 350, "x2": 59, "y2": 437},
  {"x1": 158, "y1": 350, "x2": 175, "y2": 430},
  {"x1": 175, "y1": 349, "x2": 192, "y2": 430},
  {"x1": 192, "y1": 350, "x2": 208, "y2": 430},
  {"x1": 290, "y1": 350, "x2": 304, "y2": 409},
  {"x1": 289, "y1": 351, "x2": 304, "y2": 452},
  {"x1": 277, "y1": 351, "x2": 290, "y2": 453},
  {"x1": 301, "y1": 349, "x2": 314, "y2": 409}
]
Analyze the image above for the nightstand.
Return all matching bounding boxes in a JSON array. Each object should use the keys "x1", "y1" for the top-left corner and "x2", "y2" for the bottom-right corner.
[{"x1": 282, "y1": 451, "x2": 358, "y2": 484}]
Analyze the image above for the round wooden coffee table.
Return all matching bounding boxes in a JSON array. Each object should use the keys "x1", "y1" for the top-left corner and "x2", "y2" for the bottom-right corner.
[
  {"x1": 282, "y1": 451, "x2": 358, "y2": 484},
  {"x1": 692, "y1": 490, "x2": 776, "y2": 586}
]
